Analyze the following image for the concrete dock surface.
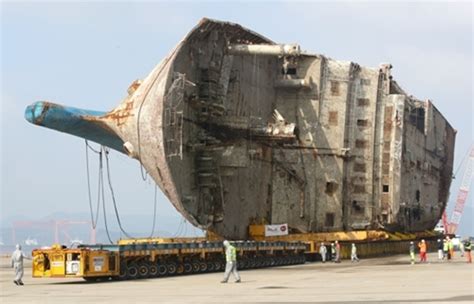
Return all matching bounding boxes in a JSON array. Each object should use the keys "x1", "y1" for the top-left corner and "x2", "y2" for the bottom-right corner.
[{"x1": 0, "y1": 252, "x2": 473, "y2": 304}]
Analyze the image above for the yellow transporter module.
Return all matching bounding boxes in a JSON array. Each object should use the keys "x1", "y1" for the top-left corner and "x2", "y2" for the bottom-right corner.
[
  {"x1": 31, "y1": 240, "x2": 307, "y2": 282},
  {"x1": 248, "y1": 225, "x2": 441, "y2": 259},
  {"x1": 32, "y1": 244, "x2": 119, "y2": 279}
]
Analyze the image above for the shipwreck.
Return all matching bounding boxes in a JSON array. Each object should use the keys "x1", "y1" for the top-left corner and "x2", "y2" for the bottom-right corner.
[{"x1": 25, "y1": 18, "x2": 456, "y2": 239}]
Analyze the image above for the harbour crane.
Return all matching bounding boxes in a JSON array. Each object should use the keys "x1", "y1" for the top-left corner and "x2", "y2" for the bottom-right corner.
[{"x1": 443, "y1": 145, "x2": 474, "y2": 235}]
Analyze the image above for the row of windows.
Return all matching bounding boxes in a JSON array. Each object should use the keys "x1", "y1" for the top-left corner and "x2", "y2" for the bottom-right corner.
[
  {"x1": 330, "y1": 79, "x2": 371, "y2": 96},
  {"x1": 326, "y1": 112, "x2": 370, "y2": 128}
]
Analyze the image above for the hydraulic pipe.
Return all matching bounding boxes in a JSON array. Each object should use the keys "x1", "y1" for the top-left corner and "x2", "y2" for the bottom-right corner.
[
  {"x1": 274, "y1": 79, "x2": 311, "y2": 89},
  {"x1": 227, "y1": 44, "x2": 301, "y2": 56}
]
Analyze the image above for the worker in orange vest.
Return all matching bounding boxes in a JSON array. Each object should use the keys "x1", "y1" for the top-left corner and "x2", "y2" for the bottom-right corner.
[
  {"x1": 418, "y1": 239, "x2": 427, "y2": 262},
  {"x1": 447, "y1": 237, "x2": 454, "y2": 259}
]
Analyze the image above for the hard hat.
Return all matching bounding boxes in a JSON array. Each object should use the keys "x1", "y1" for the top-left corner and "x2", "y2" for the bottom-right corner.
[
  {"x1": 223, "y1": 240, "x2": 230, "y2": 247},
  {"x1": 16, "y1": 244, "x2": 21, "y2": 250}
]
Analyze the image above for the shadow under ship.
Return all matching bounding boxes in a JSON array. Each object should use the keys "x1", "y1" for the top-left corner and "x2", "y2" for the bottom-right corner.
[{"x1": 25, "y1": 18, "x2": 456, "y2": 239}]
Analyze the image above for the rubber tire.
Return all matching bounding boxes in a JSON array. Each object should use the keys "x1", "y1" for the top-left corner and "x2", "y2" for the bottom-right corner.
[
  {"x1": 126, "y1": 263, "x2": 139, "y2": 280},
  {"x1": 214, "y1": 261, "x2": 221, "y2": 271},
  {"x1": 149, "y1": 263, "x2": 159, "y2": 277},
  {"x1": 176, "y1": 263, "x2": 184, "y2": 275},
  {"x1": 158, "y1": 264, "x2": 167, "y2": 276},
  {"x1": 167, "y1": 263, "x2": 177, "y2": 276},
  {"x1": 264, "y1": 258, "x2": 271, "y2": 267},
  {"x1": 138, "y1": 262, "x2": 150, "y2": 279},
  {"x1": 209, "y1": 261, "x2": 216, "y2": 272},
  {"x1": 183, "y1": 263, "x2": 193, "y2": 274},
  {"x1": 119, "y1": 262, "x2": 128, "y2": 280},
  {"x1": 248, "y1": 259, "x2": 256, "y2": 269},
  {"x1": 192, "y1": 262, "x2": 200, "y2": 273},
  {"x1": 199, "y1": 261, "x2": 208, "y2": 273}
]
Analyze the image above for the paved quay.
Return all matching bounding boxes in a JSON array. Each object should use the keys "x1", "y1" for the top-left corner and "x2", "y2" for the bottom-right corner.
[{"x1": 0, "y1": 253, "x2": 473, "y2": 304}]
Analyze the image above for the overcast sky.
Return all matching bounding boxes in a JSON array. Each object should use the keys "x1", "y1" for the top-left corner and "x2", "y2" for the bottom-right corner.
[{"x1": 1, "y1": 1, "x2": 472, "y2": 239}]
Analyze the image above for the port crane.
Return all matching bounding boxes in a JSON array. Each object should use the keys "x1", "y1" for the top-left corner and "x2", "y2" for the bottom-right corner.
[{"x1": 442, "y1": 145, "x2": 474, "y2": 235}]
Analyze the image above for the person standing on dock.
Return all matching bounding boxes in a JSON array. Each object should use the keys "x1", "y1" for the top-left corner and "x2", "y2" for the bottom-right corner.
[
  {"x1": 331, "y1": 243, "x2": 336, "y2": 261},
  {"x1": 11, "y1": 244, "x2": 30, "y2": 286},
  {"x1": 319, "y1": 242, "x2": 327, "y2": 263},
  {"x1": 335, "y1": 241, "x2": 341, "y2": 263},
  {"x1": 221, "y1": 240, "x2": 241, "y2": 283},
  {"x1": 409, "y1": 241, "x2": 415, "y2": 265},
  {"x1": 443, "y1": 239, "x2": 449, "y2": 260},
  {"x1": 351, "y1": 243, "x2": 359, "y2": 262},
  {"x1": 437, "y1": 239, "x2": 443, "y2": 260},
  {"x1": 418, "y1": 239, "x2": 427, "y2": 263},
  {"x1": 463, "y1": 239, "x2": 472, "y2": 263}
]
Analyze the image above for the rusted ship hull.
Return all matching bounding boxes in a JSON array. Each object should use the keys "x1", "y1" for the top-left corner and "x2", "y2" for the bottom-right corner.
[{"x1": 25, "y1": 19, "x2": 455, "y2": 239}]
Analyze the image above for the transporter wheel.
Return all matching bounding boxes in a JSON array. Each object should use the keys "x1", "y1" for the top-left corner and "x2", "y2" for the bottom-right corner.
[
  {"x1": 119, "y1": 262, "x2": 128, "y2": 280},
  {"x1": 126, "y1": 263, "x2": 139, "y2": 280},
  {"x1": 214, "y1": 261, "x2": 221, "y2": 271},
  {"x1": 278, "y1": 256, "x2": 286, "y2": 266},
  {"x1": 199, "y1": 261, "x2": 208, "y2": 272},
  {"x1": 264, "y1": 257, "x2": 271, "y2": 267},
  {"x1": 248, "y1": 258, "x2": 256, "y2": 269},
  {"x1": 262, "y1": 257, "x2": 270, "y2": 267},
  {"x1": 167, "y1": 263, "x2": 177, "y2": 276},
  {"x1": 299, "y1": 255, "x2": 306, "y2": 264},
  {"x1": 138, "y1": 262, "x2": 150, "y2": 278},
  {"x1": 158, "y1": 264, "x2": 167, "y2": 276},
  {"x1": 149, "y1": 263, "x2": 159, "y2": 277},
  {"x1": 207, "y1": 261, "x2": 215, "y2": 272},
  {"x1": 176, "y1": 263, "x2": 185, "y2": 275},
  {"x1": 254, "y1": 258, "x2": 262, "y2": 268},
  {"x1": 269, "y1": 257, "x2": 276, "y2": 267},
  {"x1": 183, "y1": 262, "x2": 193, "y2": 274},
  {"x1": 192, "y1": 261, "x2": 200, "y2": 273}
]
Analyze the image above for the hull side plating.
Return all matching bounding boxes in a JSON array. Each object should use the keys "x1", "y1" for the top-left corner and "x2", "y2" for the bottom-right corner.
[{"x1": 26, "y1": 19, "x2": 455, "y2": 239}]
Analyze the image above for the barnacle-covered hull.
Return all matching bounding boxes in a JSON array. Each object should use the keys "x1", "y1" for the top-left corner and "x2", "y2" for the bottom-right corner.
[{"x1": 25, "y1": 19, "x2": 456, "y2": 239}]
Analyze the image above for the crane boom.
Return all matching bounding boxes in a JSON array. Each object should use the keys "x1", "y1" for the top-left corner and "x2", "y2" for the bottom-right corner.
[{"x1": 448, "y1": 145, "x2": 474, "y2": 235}]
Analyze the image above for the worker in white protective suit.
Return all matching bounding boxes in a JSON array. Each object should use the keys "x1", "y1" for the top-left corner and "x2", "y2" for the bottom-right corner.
[
  {"x1": 351, "y1": 243, "x2": 360, "y2": 262},
  {"x1": 221, "y1": 240, "x2": 241, "y2": 283},
  {"x1": 319, "y1": 242, "x2": 327, "y2": 263},
  {"x1": 11, "y1": 244, "x2": 30, "y2": 285}
]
